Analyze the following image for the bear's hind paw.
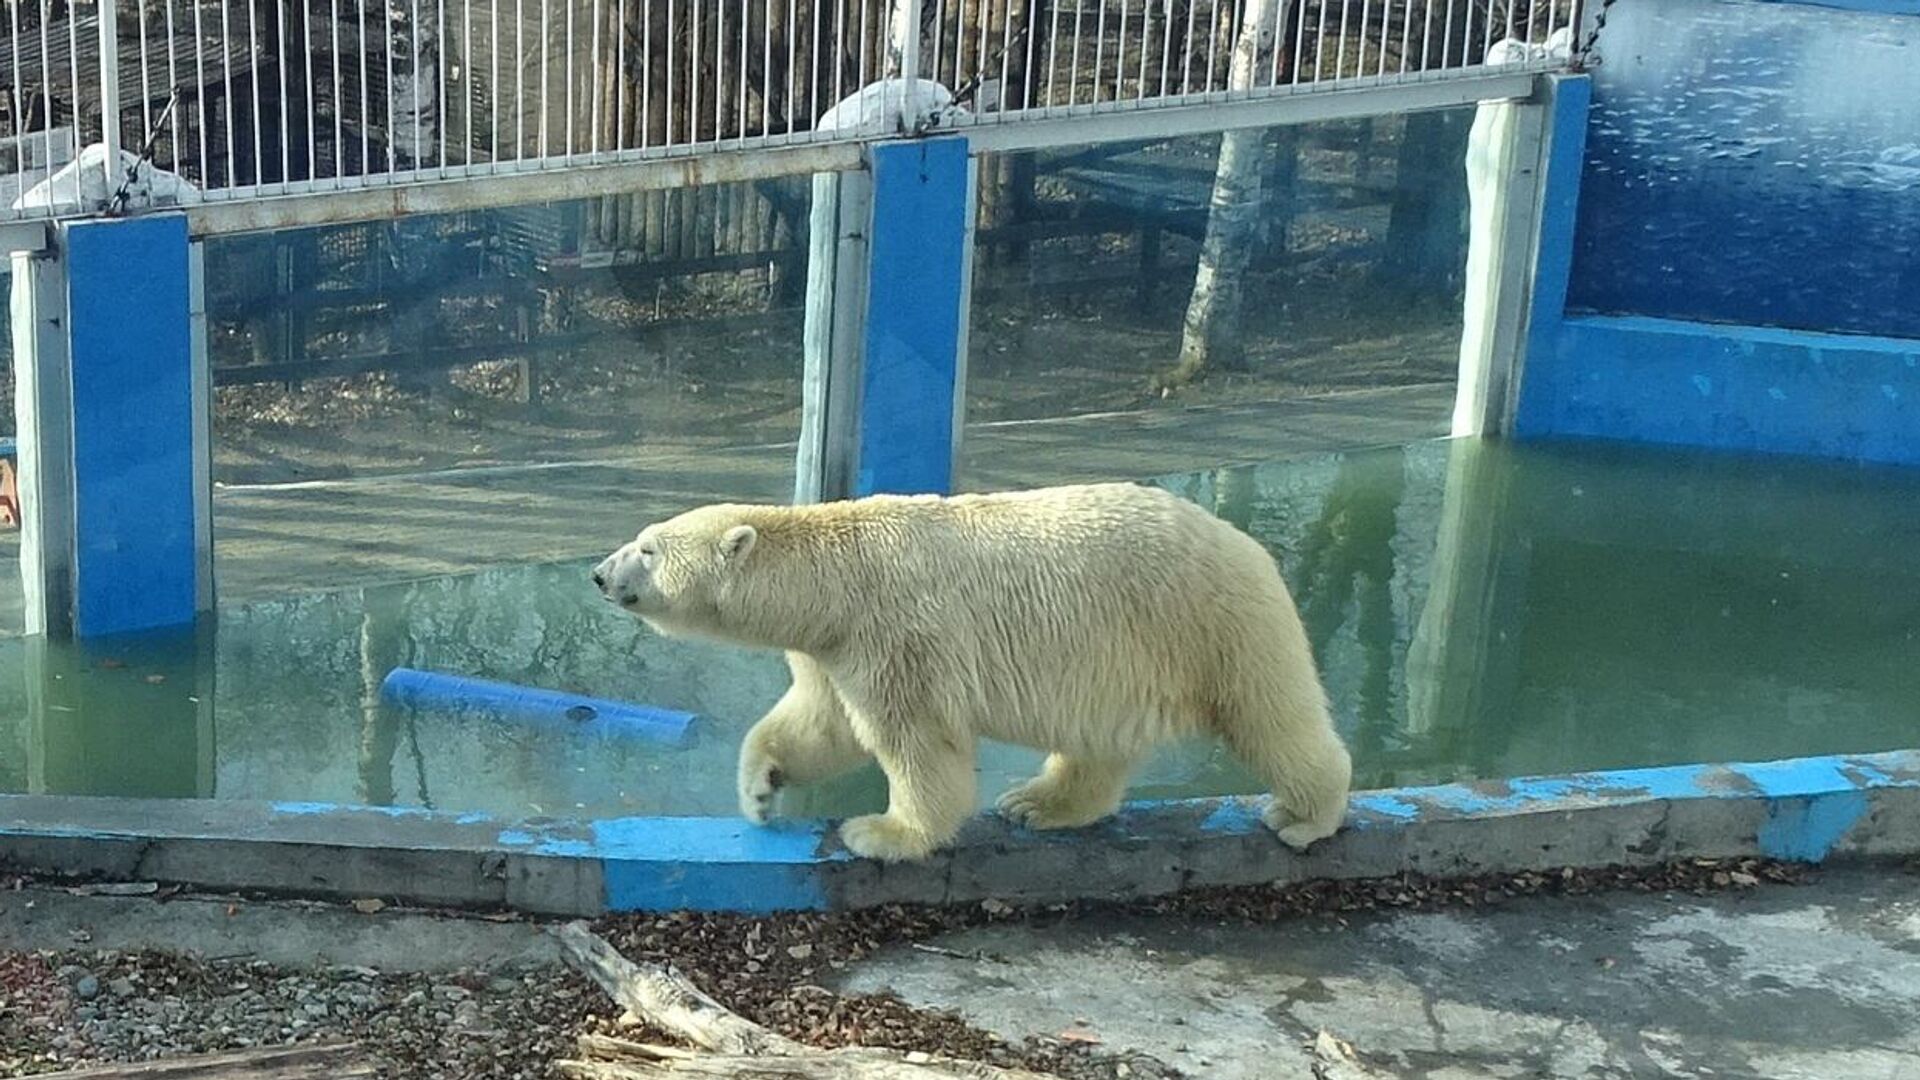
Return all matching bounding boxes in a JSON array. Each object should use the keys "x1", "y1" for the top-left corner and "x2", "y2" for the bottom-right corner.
[
  {"x1": 839, "y1": 814, "x2": 936, "y2": 862},
  {"x1": 995, "y1": 781, "x2": 1112, "y2": 831}
]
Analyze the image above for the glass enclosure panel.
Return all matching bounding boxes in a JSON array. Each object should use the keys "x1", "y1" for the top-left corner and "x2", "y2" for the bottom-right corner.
[
  {"x1": 204, "y1": 178, "x2": 813, "y2": 603},
  {"x1": 963, "y1": 109, "x2": 1475, "y2": 489}
]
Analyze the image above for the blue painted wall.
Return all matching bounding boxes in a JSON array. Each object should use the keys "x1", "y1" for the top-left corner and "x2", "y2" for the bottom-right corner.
[
  {"x1": 65, "y1": 216, "x2": 200, "y2": 638},
  {"x1": 1569, "y1": 0, "x2": 1920, "y2": 339},
  {"x1": 1518, "y1": 315, "x2": 1920, "y2": 465},
  {"x1": 857, "y1": 137, "x2": 970, "y2": 496}
]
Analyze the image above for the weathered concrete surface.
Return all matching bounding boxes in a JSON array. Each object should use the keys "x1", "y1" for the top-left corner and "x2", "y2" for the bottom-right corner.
[
  {"x1": 841, "y1": 865, "x2": 1920, "y2": 1079},
  {"x1": 2, "y1": 750, "x2": 1917, "y2": 915},
  {"x1": 0, "y1": 887, "x2": 559, "y2": 973}
]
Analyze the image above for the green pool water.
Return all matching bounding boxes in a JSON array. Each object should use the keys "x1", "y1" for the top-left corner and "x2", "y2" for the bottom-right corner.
[{"x1": 3, "y1": 436, "x2": 1917, "y2": 820}]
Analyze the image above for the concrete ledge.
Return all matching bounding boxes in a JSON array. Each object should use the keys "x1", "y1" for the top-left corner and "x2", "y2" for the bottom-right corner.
[{"x1": 3, "y1": 750, "x2": 1916, "y2": 915}]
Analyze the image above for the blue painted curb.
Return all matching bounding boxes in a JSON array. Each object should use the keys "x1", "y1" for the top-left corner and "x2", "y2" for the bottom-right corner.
[{"x1": 1, "y1": 749, "x2": 1915, "y2": 916}]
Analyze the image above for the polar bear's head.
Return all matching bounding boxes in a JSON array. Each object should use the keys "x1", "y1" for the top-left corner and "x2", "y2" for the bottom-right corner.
[{"x1": 593, "y1": 504, "x2": 763, "y2": 641}]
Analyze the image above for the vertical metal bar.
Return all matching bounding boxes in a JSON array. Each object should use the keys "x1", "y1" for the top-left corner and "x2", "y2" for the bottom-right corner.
[
  {"x1": 490, "y1": 0, "x2": 500, "y2": 161},
  {"x1": 714, "y1": 0, "x2": 725, "y2": 146},
  {"x1": 857, "y1": 0, "x2": 870, "y2": 91},
  {"x1": 39, "y1": 0, "x2": 54, "y2": 202},
  {"x1": 463, "y1": 0, "x2": 473, "y2": 161},
  {"x1": 1178, "y1": 0, "x2": 1194, "y2": 93},
  {"x1": 592, "y1": 0, "x2": 603, "y2": 153},
  {"x1": 931, "y1": 0, "x2": 945, "y2": 88},
  {"x1": 1356, "y1": 0, "x2": 1370, "y2": 78},
  {"x1": 1270, "y1": 0, "x2": 1287, "y2": 86},
  {"x1": 1047, "y1": 0, "x2": 1062, "y2": 105},
  {"x1": 619, "y1": 0, "x2": 630, "y2": 149},
  {"x1": 385, "y1": 0, "x2": 398, "y2": 169},
  {"x1": 1397, "y1": 0, "x2": 1412, "y2": 74},
  {"x1": 414, "y1": 0, "x2": 427, "y2": 166},
  {"x1": 901, "y1": 0, "x2": 922, "y2": 133},
  {"x1": 191, "y1": 0, "x2": 207, "y2": 187},
  {"x1": 1024, "y1": 0, "x2": 1040, "y2": 110},
  {"x1": 1130, "y1": 0, "x2": 1145, "y2": 99},
  {"x1": 1202, "y1": 0, "x2": 1220, "y2": 92},
  {"x1": 138, "y1": 0, "x2": 153, "y2": 145},
  {"x1": 1419, "y1": 0, "x2": 1432, "y2": 73},
  {"x1": 833, "y1": 0, "x2": 845, "y2": 109},
  {"x1": 737, "y1": 0, "x2": 748, "y2": 142},
  {"x1": 362, "y1": 0, "x2": 374, "y2": 173},
  {"x1": 224, "y1": 0, "x2": 239, "y2": 184},
  {"x1": 973, "y1": 0, "x2": 987, "y2": 105},
  {"x1": 566, "y1": 0, "x2": 575, "y2": 157},
  {"x1": 96, "y1": 0, "x2": 122, "y2": 199},
  {"x1": 438, "y1": 0, "x2": 448, "y2": 169},
  {"x1": 540, "y1": 0, "x2": 550, "y2": 156},
  {"x1": 277, "y1": 0, "x2": 291, "y2": 181},
  {"x1": 1377, "y1": 0, "x2": 1389, "y2": 77},
  {"x1": 1333, "y1": 0, "x2": 1348, "y2": 79},
  {"x1": 515, "y1": 0, "x2": 527, "y2": 156},
  {"x1": 1441, "y1": 0, "x2": 1456, "y2": 69},
  {"x1": 1158, "y1": 0, "x2": 1173, "y2": 96},
  {"x1": 666, "y1": 0, "x2": 677, "y2": 143},
  {"x1": 1068, "y1": 0, "x2": 1083, "y2": 105},
  {"x1": 763, "y1": 0, "x2": 774, "y2": 136},
  {"x1": 306, "y1": 0, "x2": 319, "y2": 180},
  {"x1": 6, "y1": 0, "x2": 22, "y2": 204},
  {"x1": 785, "y1": 0, "x2": 796, "y2": 132},
  {"x1": 690, "y1": 0, "x2": 701, "y2": 142},
  {"x1": 809, "y1": 0, "x2": 821, "y2": 129},
  {"x1": 635, "y1": 0, "x2": 650, "y2": 148},
  {"x1": 334, "y1": 0, "x2": 345, "y2": 179},
  {"x1": 1093, "y1": 0, "x2": 1107, "y2": 104}
]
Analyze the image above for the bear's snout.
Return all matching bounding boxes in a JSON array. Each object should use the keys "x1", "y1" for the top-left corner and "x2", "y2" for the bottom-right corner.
[
  {"x1": 590, "y1": 555, "x2": 621, "y2": 602},
  {"x1": 593, "y1": 550, "x2": 648, "y2": 609}
]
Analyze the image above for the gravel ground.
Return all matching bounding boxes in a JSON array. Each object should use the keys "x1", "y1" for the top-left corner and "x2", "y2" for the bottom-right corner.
[{"x1": 0, "y1": 858, "x2": 1817, "y2": 1079}]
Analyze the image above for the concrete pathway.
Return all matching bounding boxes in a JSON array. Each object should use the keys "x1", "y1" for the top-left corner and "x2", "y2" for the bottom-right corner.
[{"x1": 840, "y1": 864, "x2": 1920, "y2": 1079}]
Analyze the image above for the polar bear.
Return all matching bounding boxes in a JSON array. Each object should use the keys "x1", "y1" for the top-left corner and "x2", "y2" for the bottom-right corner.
[{"x1": 592, "y1": 483, "x2": 1351, "y2": 863}]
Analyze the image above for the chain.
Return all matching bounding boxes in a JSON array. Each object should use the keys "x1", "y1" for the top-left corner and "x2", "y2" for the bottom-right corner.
[
  {"x1": 1571, "y1": 0, "x2": 1622, "y2": 72},
  {"x1": 108, "y1": 87, "x2": 183, "y2": 216}
]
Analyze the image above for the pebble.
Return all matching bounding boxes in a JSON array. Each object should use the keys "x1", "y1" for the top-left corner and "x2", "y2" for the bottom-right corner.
[{"x1": 73, "y1": 974, "x2": 101, "y2": 1001}]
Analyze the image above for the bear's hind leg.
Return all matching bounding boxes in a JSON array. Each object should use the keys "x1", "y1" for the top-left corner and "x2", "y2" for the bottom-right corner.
[
  {"x1": 1217, "y1": 681, "x2": 1352, "y2": 853},
  {"x1": 995, "y1": 754, "x2": 1132, "y2": 830}
]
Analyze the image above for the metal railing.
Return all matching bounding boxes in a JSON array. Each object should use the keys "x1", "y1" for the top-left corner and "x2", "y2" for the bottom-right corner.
[{"x1": 0, "y1": 0, "x2": 1579, "y2": 220}]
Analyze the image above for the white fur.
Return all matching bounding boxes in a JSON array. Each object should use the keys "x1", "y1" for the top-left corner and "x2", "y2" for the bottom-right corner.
[{"x1": 595, "y1": 483, "x2": 1352, "y2": 862}]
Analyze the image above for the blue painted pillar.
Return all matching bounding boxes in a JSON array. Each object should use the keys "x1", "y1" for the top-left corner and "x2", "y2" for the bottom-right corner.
[
  {"x1": 1511, "y1": 74, "x2": 1592, "y2": 438},
  {"x1": 12, "y1": 214, "x2": 210, "y2": 639},
  {"x1": 855, "y1": 136, "x2": 974, "y2": 496}
]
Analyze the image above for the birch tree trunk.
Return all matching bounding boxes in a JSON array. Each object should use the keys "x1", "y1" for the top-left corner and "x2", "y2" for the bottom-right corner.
[{"x1": 1160, "y1": 0, "x2": 1288, "y2": 392}]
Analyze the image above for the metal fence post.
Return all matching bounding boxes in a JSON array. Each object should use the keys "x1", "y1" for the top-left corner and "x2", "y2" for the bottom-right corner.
[{"x1": 97, "y1": 0, "x2": 124, "y2": 202}]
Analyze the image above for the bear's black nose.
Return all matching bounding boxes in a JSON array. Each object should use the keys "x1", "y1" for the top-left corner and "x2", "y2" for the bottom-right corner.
[{"x1": 591, "y1": 569, "x2": 607, "y2": 590}]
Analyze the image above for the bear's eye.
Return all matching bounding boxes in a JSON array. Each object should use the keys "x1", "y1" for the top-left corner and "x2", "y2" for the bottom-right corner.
[{"x1": 638, "y1": 541, "x2": 662, "y2": 560}]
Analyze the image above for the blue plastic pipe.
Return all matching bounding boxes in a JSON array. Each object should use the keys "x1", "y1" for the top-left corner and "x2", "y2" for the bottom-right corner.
[{"x1": 379, "y1": 668, "x2": 699, "y2": 749}]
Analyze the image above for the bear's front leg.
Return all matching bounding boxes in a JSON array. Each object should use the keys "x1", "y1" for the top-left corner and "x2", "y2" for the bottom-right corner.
[
  {"x1": 738, "y1": 653, "x2": 871, "y2": 823},
  {"x1": 839, "y1": 711, "x2": 977, "y2": 862}
]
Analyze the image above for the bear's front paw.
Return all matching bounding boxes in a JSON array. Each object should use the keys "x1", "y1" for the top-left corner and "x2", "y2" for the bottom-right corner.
[
  {"x1": 839, "y1": 814, "x2": 935, "y2": 862},
  {"x1": 737, "y1": 752, "x2": 785, "y2": 825},
  {"x1": 1264, "y1": 800, "x2": 1342, "y2": 852}
]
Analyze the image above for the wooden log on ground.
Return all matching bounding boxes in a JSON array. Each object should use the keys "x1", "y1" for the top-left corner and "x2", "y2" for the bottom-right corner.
[
  {"x1": 551, "y1": 922, "x2": 1059, "y2": 1080},
  {"x1": 32, "y1": 1041, "x2": 375, "y2": 1079}
]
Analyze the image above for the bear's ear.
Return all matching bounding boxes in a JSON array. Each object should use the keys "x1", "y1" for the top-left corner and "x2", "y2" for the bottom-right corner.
[{"x1": 720, "y1": 524, "x2": 758, "y2": 561}]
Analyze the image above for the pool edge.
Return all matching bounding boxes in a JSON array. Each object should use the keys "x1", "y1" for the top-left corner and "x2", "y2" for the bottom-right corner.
[{"x1": 3, "y1": 749, "x2": 1916, "y2": 916}]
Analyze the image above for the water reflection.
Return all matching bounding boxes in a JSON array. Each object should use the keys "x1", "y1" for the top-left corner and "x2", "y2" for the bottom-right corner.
[{"x1": 4, "y1": 437, "x2": 1918, "y2": 816}]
